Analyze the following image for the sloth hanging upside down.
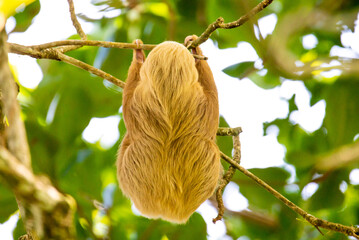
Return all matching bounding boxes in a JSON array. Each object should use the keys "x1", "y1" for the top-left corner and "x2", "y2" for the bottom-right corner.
[{"x1": 117, "y1": 35, "x2": 220, "y2": 223}]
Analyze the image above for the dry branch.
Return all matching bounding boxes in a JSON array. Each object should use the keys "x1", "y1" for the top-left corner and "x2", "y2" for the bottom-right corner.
[
  {"x1": 221, "y1": 152, "x2": 359, "y2": 239},
  {"x1": 8, "y1": 42, "x2": 126, "y2": 88},
  {"x1": 12, "y1": 40, "x2": 207, "y2": 60},
  {"x1": 188, "y1": 0, "x2": 274, "y2": 48},
  {"x1": 67, "y1": 0, "x2": 86, "y2": 39},
  {"x1": 213, "y1": 127, "x2": 242, "y2": 222},
  {"x1": 59, "y1": 0, "x2": 87, "y2": 53},
  {"x1": 213, "y1": 133, "x2": 241, "y2": 223}
]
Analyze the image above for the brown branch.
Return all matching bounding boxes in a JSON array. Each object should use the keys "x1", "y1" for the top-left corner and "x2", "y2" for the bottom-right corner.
[
  {"x1": 8, "y1": 42, "x2": 126, "y2": 88},
  {"x1": 67, "y1": 0, "x2": 86, "y2": 39},
  {"x1": 1, "y1": 30, "x2": 35, "y2": 239},
  {"x1": 213, "y1": 134, "x2": 241, "y2": 223},
  {"x1": 220, "y1": 152, "x2": 359, "y2": 239},
  {"x1": 9, "y1": 40, "x2": 207, "y2": 59},
  {"x1": 217, "y1": 127, "x2": 242, "y2": 136},
  {"x1": 60, "y1": 0, "x2": 87, "y2": 53},
  {"x1": 188, "y1": 0, "x2": 274, "y2": 48},
  {"x1": 0, "y1": 146, "x2": 76, "y2": 239},
  {"x1": 1, "y1": 30, "x2": 76, "y2": 239},
  {"x1": 28, "y1": 40, "x2": 157, "y2": 51},
  {"x1": 27, "y1": 40, "x2": 207, "y2": 60}
]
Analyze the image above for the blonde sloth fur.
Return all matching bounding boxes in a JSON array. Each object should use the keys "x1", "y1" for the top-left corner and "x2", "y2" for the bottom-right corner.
[{"x1": 117, "y1": 37, "x2": 220, "y2": 223}]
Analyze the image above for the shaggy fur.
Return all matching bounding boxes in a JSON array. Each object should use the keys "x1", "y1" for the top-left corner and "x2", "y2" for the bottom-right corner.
[{"x1": 117, "y1": 40, "x2": 220, "y2": 223}]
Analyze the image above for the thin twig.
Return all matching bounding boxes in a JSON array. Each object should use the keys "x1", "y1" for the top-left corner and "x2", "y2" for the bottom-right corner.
[
  {"x1": 188, "y1": 0, "x2": 274, "y2": 48},
  {"x1": 213, "y1": 134, "x2": 241, "y2": 223},
  {"x1": 60, "y1": 0, "x2": 87, "y2": 53},
  {"x1": 212, "y1": 135, "x2": 241, "y2": 223},
  {"x1": 67, "y1": 0, "x2": 87, "y2": 39},
  {"x1": 220, "y1": 152, "x2": 359, "y2": 239}
]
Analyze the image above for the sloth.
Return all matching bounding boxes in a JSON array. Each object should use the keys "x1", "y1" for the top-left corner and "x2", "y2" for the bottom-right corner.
[{"x1": 117, "y1": 35, "x2": 220, "y2": 223}]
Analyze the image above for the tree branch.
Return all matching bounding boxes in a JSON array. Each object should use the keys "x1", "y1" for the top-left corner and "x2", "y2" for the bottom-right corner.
[
  {"x1": 67, "y1": 0, "x2": 86, "y2": 39},
  {"x1": 213, "y1": 133, "x2": 241, "y2": 223},
  {"x1": 8, "y1": 42, "x2": 126, "y2": 88},
  {"x1": 188, "y1": 0, "x2": 274, "y2": 48},
  {"x1": 0, "y1": 29, "x2": 36, "y2": 239},
  {"x1": 220, "y1": 152, "x2": 359, "y2": 239},
  {"x1": 0, "y1": 146, "x2": 76, "y2": 239},
  {"x1": 59, "y1": 0, "x2": 87, "y2": 53},
  {"x1": 11, "y1": 40, "x2": 207, "y2": 60},
  {"x1": 217, "y1": 127, "x2": 242, "y2": 136},
  {"x1": 1, "y1": 29, "x2": 76, "y2": 239}
]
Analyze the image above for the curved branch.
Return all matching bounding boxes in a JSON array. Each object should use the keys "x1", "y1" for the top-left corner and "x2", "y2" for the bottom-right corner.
[
  {"x1": 213, "y1": 134, "x2": 241, "y2": 223},
  {"x1": 188, "y1": 0, "x2": 274, "y2": 48},
  {"x1": 220, "y1": 152, "x2": 359, "y2": 239}
]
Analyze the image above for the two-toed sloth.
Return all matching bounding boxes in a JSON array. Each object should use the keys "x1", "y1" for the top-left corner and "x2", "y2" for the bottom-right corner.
[{"x1": 117, "y1": 36, "x2": 220, "y2": 223}]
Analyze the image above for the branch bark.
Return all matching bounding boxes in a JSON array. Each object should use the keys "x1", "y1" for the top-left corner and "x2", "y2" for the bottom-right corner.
[
  {"x1": 0, "y1": 29, "x2": 76, "y2": 240},
  {"x1": 188, "y1": 0, "x2": 274, "y2": 48},
  {"x1": 8, "y1": 42, "x2": 126, "y2": 88},
  {"x1": 221, "y1": 152, "x2": 359, "y2": 239}
]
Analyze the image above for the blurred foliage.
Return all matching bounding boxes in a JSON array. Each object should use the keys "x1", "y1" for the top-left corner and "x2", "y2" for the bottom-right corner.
[
  {"x1": 0, "y1": 0, "x2": 36, "y2": 19},
  {"x1": 2, "y1": 0, "x2": 359, "y2": 239}
]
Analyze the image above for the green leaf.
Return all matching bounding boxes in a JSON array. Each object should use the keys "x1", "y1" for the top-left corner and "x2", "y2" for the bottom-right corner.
[
  {"x1": 11, "y1": 0, "x2": 40, "y2": 33},
  {"x1": 323, "y1": 79, "x2": 359, "y2": 147},
  {"x1": 288, "y1": 94, "x2": 298, "y2": 113},
  {"x1": 249, "y1": 71, "x2": 281, "y2": 89},
  {"x1": 12, "y1": 217, "x2": 25, "y2": 240},
  {"x1": 0, "y1": 185, "x2": 17, "y2": 223},
  {"x1": 223, "y1": 61, "x2": 255, "y2": 80},
  {"x1": 308, "y1": 171, "x2": 345, "y2": 210},
  {"x1": 168, "y1": 213, "x2": 207, "y2": 240}
]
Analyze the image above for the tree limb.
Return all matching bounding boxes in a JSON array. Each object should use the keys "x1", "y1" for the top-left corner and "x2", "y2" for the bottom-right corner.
[
  {"x1": 1, "y1": 29, "x2": 76, "y2": 239},
  {"x1": 59, "y1": 0, "x2": 87, "y2": 53},
  {"x1": 7, "y1": 42, "x2": 126, "y2": 88},
  {"x1": 8, "y1": 40, "x2": 207, "y2": 60},
  {"x1": 0, "y1": 29, "x2": 36, "y2": 239},
  {"x1": 67, "y1": 0, "x2": 86, "y2": 39},
  {"x1": 220, "y1": 152, "x2": 359, "y2": 239},
  {"x1": 188, "y1": 0, "x2": 274, "y2": 48},
  {"x1": 213, "y1": 133, "x2": 241, "y2": 223}
]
